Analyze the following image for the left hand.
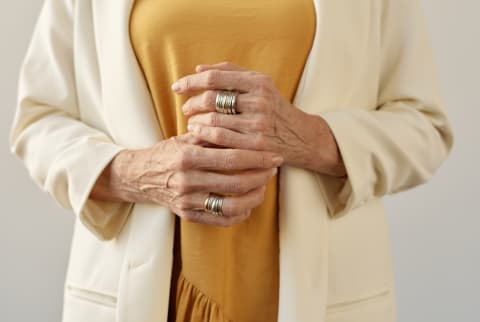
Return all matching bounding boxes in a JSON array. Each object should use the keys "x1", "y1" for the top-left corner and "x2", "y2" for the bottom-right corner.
[{"x1": 171, "y1": 62, "x2": 346, "y2": 177}]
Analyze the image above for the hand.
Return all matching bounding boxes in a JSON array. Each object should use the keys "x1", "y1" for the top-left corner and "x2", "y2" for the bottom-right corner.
[
  {"x1": 172, "y1": 62, "x2": 346, "y2": 177},
  {"x1": 91, "y1": 133, "x2": 283, "y2": 227}
]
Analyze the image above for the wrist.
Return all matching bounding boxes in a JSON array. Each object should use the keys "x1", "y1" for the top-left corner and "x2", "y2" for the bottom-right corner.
[
  {"x1": 90, "y1": 149, "x2": 141, "y2": 203},
  {"x1": 286, "y1": 108, "x2": 346, "y2": 177},
  {"x1": 109, "y1": 148, "x2": 152, "y2": 203},
  {"x1": 313, "y1": 115, "x2": 347, "y2": 177}
]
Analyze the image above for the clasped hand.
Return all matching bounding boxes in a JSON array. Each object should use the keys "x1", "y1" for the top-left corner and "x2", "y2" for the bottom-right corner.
[
  {"x1": 173, "y1": 62, "x2": 312, "y2": 167},
  {"x1": 108, "y1": 62, "x2": 343, "y2": 227}
]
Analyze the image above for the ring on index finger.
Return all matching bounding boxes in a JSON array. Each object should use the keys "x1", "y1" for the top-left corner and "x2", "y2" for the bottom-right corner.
[{"x1": 215, "y1": 90, "x2": 239, "y2": 115}]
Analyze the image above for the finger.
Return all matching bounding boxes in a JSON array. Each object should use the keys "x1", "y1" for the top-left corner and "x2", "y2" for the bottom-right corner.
[
  {"x1": 188, "y1": 112, "x2": 254, "y2": 133},
  {"x1": 172, "y1": 70, "x2": 256, "y2": 93},
  {"x1": 168, "y1": 168, "x2": 277, "y2": 195},
  {"x1": 189, "y1": 125, "x2": 264, "y2": 150},
  {"x1": 195, "y1": 61, "x2": 247, "y2": 73},
  {"x1": 177, "y1": 185, "x2": 267, "y2": 225},
  {"x1": 182, "y1": 91, "x2": 259, "y2": 116},
  {"x1": 179, "y1": 209, "x2": 251, "y2": 227},
  {"x1": 169, "y1": 132, "x2": 216, "y2": 149},
  {"x1": 221, "y1": 185, "x2": 267, "y2": 217},
  {"x1": 181, "y1": 90, "x2": 217, "y2": 116},
  {"x1": 189, "y1": 146, "x2": 283, "y2": 170}
]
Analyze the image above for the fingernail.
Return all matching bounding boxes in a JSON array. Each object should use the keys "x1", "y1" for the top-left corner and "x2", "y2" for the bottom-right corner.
[
  {"x1": 171, "y1": 82, "x2": 181, "y2": 92},
  {"x1": 195, "y1": 65, "x2": 203, "y2": 72},
  {"x1": 272, "y1": 156, "x2": 284, "y2": 165},
  {"x1": 182, "y1": 105, "x2": 189, "y2": 113},
  {"x1": 272, "y1": 168, "x2": 278, "y2": 176}
]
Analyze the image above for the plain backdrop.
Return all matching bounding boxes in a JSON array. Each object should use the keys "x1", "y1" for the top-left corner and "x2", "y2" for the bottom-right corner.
[{"x1": 1, "y1": 1, "x2": 478, "y2": 322}]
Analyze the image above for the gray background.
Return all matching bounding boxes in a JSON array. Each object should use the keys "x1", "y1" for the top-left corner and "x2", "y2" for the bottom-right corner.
[{"x1": 1, "y1": 1, "x2": 478, "y2": 321}]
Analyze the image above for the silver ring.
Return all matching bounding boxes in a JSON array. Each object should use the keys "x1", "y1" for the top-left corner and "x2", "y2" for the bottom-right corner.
[
  {"x1": 204, "y1": 193, "x2": 224, "y2": 216},
  {"x1": 215, "y1": 91, "x2": 239, "y2": 115}
]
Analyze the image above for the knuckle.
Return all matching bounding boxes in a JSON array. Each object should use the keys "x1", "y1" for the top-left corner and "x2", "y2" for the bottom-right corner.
[
  {"x1": 223, "y1": 152, "x2": 236, "y2": 170},
  {"x1": 193, "y1": 125, "x2": 205, "y2": 137},
  {"x1": 205, "y1": 70, "x2": 219, "y2": 87},
  {"x1": 182, "y1": 101, "x2": 191, "y2": 113},
  {"x1": 172, "y1": 172, "x2": 191, "y2": 193},
  {"x1": 212, "y1": 128, "x2": 225, "y2": 143},
  {"x1": 208, "y1": 112, "x2": 220, "y2": 127},
  {"x1": 208, "y1": 90, "x2": 218, "y2": 102},
  {"x1": 203, "y1": 91, "x2": 215, "y2": 106},
  {"x1": 227, "y1": 180, "x2": 243, "y2": 194},
  {"x1": 199, "y1": 94, "x2": 209, "y2": 108},
  {"x1": 183, "y1": 77, "x2": 191, "y2": 90},
  {"x1": 177, "y1": 150, "x2": 193, "y2": 170}
]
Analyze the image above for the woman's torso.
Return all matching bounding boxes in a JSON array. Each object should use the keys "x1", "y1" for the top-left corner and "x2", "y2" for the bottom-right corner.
[{"x1": 130, "y1": 0, "x2": 315, "y2": 321}]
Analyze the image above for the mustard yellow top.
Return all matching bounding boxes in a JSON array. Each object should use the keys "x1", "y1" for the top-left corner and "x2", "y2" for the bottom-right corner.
[{"x1": 130, "y1": 1, "x2": 315, "y2": 321}]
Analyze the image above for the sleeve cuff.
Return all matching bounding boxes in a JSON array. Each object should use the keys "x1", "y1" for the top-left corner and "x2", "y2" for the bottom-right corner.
[
  {"x1": 314, "y1": 110, "x2": 371, "y2": 218},
  {"x1": 69, "y1": 143, "x2": 134, "y2": 240}
]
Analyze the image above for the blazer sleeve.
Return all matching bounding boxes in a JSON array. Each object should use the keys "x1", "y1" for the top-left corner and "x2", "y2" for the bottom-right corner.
[
  {"x1": 316, "y1": 0, "x2": 454, "y2": 217},
  {"x1": 9, "y1": 0, "x2": 134, "y2": 240}
]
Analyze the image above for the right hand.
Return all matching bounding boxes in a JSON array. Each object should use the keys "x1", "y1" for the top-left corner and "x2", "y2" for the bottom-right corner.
[{"x1": 110, "y1": 133, "x2": 283, "y2": 227}]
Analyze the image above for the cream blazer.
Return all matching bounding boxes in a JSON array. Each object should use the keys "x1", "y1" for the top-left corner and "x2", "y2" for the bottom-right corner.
[{"x1": 9, "y1": 0, "x2": 453, "y2": 321}]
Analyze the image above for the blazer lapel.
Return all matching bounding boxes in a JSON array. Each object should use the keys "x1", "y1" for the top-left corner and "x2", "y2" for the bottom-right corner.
[
  {"x1": 92, "y1": 2, "x2": 174, "y2": 322},
  {"x1": 93, "y1": 0, "x2": 164, "y2": 149},
  {"x1": 278, "y1": 1, "x2": 329, "y2": 321}
]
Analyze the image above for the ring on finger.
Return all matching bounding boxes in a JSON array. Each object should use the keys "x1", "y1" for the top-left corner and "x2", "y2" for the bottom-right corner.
[
  {"x1": 215, "y1": 90, "x2": 239, "y2": 115},
  {"x1": 204, "y1": 193, "x2": 225, "y2": 216}
]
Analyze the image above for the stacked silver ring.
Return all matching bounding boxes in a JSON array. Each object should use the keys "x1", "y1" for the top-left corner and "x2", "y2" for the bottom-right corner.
[
  {"x1": 215, "y1": 90, "x2": 238, "y2": 115},
  {"x1": 204, "y1": 194, "x2": 224, "y2": 216}
]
